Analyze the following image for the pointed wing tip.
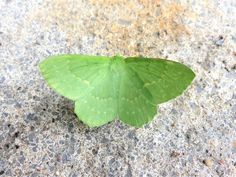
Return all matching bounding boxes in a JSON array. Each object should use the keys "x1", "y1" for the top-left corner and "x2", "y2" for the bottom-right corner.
[
  {"x1": 188, "y1": 67, "x2": 196, "y2": 84},
  {"x1": 39, "y1": 61, "x2": 47, "y2": 81},
  {"x1": 38, "y1": 55, "x2": 65, "y2": 77},
  {"x1": 39, "y1": 56, "x2": 54, "y2": 73},
  {"x1": 39, "y1": 60, "x2": 45, "y2": 73}
]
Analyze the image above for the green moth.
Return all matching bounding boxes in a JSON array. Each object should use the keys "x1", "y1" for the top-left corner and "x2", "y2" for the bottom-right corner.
[{"x1": 39, "y1": 55, "x2": 195, "y2": 128}]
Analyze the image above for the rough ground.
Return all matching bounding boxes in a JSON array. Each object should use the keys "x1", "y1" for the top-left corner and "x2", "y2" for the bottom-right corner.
[{"x1": 0, "y1": 0, "x2": 236, "y2": 176}]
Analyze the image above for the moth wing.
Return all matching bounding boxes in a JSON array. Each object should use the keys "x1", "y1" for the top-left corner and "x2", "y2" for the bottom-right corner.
[
  {"x1": 118, "y1": 57, "x2": 195, "y2": 127},
  {"x1": 40, "y1": 54, "x2": 117, "y2": 127}
]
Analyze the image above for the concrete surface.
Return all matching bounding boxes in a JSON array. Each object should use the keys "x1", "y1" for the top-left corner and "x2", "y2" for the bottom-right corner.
[{"x1": 0, "y1": 0, "x2": 236, "y2": 176}]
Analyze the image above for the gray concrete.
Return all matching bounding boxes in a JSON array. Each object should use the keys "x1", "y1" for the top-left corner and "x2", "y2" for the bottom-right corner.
[{"x1": 0, "y1": 0, "x2": 235, "y2": 176}]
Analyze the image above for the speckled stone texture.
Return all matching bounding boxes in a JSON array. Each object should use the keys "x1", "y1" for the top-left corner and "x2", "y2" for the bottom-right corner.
[{"x1": 0, "y1": 0, "x2": 236, "y2": 176}]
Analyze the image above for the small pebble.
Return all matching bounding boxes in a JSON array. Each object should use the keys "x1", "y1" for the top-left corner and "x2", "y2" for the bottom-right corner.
[
  {"x1": 232, "y1": 140, "x2": 236, "y2": 148},
  {"x1": 215, "y1": 36, "x2": 224, "y2": 46},
  {"x1": 203, "y1": 159, "x2": 213, "y2": 167}
]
